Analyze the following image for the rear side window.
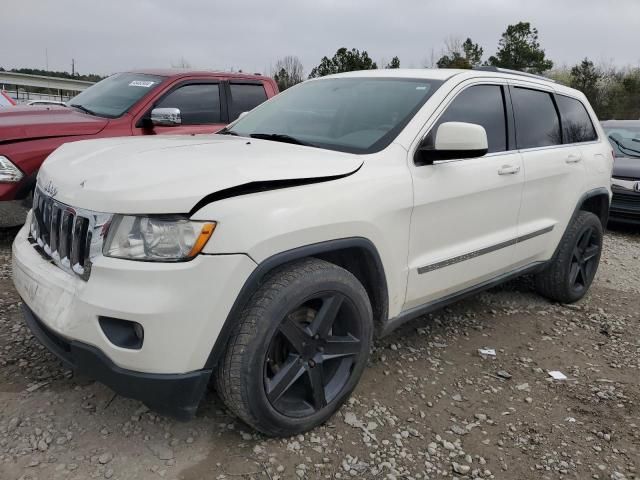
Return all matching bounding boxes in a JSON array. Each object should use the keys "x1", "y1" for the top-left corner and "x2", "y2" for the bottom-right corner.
[
  {"x1": 556, "y1": 95, "x2": 598, "y2": 143},
  {"x1": 228, "y1": 83, "x2": 268, "y2": 121},
  {"x1": 432, "y1": 85, "x2": 507, "y2": 153},
  {"x1": 511, "y1": 87, "x2": 561, "y2": 149},
  {"x1": 156, "y1": 84, "x2": 221, "y2": 124}
]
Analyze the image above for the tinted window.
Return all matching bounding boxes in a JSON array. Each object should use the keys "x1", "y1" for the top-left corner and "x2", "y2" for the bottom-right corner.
[
  {"x1": 556, "y1": 95, "x2": 597, "y2": 143},
  {"x1": 433, "y1": 85, "x2": 507, "y2": 153},
  {"x1": 156, "y1": 84, "x2": 221, "y2": 124},
  {"x1": 512, "y1": 87, "x2": 561, "y2": 149},
  {"x1": 228, "y1": 84, "x2": 268, "y2": 121}
]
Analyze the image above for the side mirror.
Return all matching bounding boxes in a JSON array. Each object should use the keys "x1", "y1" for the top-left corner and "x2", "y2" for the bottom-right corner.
[
  {"x1": 415, "y1": 121, "x2": 488, "y2": 165},
  {"x1": 238, "y1": 111, "x2": 249, "y2": 119},
  {"x1": 151, "y1": 107, "x2": 182, "y2": 127}
]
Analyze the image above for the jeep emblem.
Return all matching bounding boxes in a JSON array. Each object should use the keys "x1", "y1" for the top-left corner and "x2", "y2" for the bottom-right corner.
[{"x1": 43, "y1": 180, "x2": 58, "y2": 197}]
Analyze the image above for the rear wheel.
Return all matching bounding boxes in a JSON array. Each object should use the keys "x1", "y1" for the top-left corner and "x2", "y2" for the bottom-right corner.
[
  {"x1": 535, "y1": 211, "x2": 603, "y2": 303},
  {"x1": 215, "y1": 258, "x2": 373, "y2": 436}
]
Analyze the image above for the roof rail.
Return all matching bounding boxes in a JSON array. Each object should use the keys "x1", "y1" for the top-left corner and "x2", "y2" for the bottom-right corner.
[{"x1": 472, "y1": 66, "x2": 556, "y2": 83}]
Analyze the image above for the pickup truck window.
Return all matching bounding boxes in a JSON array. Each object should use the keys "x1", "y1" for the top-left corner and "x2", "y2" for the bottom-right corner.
[
  {"x1": 226, "y1": 77, "x2": 442, "y2": 154},
  {"x1": 156, "y1": 84, "x2": 222, "y2": 124},
  {"x1": 228, "y1": 84, "x2": 268, "y2": 121},
  {"x1": 69, "y1": 73, "x2": 165, "y2": 119}
]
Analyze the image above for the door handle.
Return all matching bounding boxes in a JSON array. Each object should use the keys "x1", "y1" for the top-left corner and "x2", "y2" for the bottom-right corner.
[
  {"x1": 565, "y1": 154, "x2": 582, "y2": 163},
  {"x1": 498, "y1": 165, "x2": 521, "y2": 175}
]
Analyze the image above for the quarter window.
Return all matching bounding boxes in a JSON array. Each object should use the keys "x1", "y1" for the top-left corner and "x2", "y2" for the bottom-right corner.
[
  {"x1": 228, "y1": 84, "x2": 268, "y2": 121},
  {"x1": 156, "y1": 84, "x2": 221, "y2": 124},
  {"x1": 432, "y1": 85, "x2": 507, "y2": 153},
  {"x1": 511, "y1": 87, "x2": 562, "y2": 149},
  {"x1": 556, "y1": 95, "x2": 597, "y2": 143}
]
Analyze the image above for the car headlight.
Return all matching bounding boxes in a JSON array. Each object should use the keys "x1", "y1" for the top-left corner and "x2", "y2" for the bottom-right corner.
[
  {"x1": 103, "y1": 215, "x2": 216, "y2": 261},
  {"x1": 0, "y1": 156, "x2": 24, "y2": 182}
]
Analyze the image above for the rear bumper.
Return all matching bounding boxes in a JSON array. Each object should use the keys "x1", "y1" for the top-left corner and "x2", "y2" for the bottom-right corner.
[{"x1": 21, "y1": 303, "x2": 211, "y2": 420}]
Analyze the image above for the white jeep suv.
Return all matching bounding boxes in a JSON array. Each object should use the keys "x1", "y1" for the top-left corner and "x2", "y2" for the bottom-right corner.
[{"x1": 12, "y1": 68, "x2": 612, "y2": 436}]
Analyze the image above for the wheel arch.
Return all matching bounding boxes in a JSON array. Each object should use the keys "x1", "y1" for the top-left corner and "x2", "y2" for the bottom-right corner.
[
  {"x1": 204, "y1": 237, "x2": 389, "y2": 369},
  {"x1": 578, "y1": 188, "x2": 611, "y2": 228}
]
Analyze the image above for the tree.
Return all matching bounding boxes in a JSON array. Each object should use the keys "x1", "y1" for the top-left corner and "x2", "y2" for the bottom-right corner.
[
  {"x1": 436, "y1": 37, "x2": 483, "y2": 69},
  {"x1": 569, "y1": 58, "x2": 601, "y2": 108},
  {"x1": 272, "y1": 56, "x2": 304, "y2": 91},
  {"x1": 488, "y1": 22, "x2": 553, "y2": 74},
  {"x1": 385, "y1": 56, "x2": 401, "y2": 69},
  {"x1": 309, "y1": 48, "x2": 377, "y2": 78}
]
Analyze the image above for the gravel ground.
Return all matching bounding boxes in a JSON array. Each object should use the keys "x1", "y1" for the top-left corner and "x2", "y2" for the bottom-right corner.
[{"x1": 0, "y1": 224, "x2": 638, "y2": 480}]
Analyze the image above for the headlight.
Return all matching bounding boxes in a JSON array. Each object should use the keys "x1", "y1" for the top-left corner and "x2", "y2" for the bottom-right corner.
[
  {"x1": 0, "y1": 156, "x2": 24, "y2": 182},
  {"x1": 103, "y1": 215, "x2": 216, "y2": 261}
]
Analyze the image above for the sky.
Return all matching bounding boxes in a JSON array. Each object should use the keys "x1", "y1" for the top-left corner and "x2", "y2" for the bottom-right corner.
[{"x1": 1, "y1": 0, "x2": 637, "y2": 77}]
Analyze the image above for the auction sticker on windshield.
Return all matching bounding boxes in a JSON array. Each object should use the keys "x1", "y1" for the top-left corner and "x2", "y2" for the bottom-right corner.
[{"x1": 129, "y1": 81, "x2": 155, "y2": 88}]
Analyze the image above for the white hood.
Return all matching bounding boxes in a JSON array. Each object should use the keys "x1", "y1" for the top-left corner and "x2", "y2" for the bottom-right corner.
[{"x1": 36, "y1": 135, "x2": 362, "y2": 214}]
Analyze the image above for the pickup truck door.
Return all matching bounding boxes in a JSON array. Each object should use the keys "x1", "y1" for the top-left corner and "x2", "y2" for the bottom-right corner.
[{"x1": 133, "y1": 81, "x2": 227, "y2": 136}]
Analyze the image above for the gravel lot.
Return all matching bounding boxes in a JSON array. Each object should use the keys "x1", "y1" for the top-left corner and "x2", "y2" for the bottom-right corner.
[{"x1": 0, "y1": 224, "x2": 638, "y2": 480}]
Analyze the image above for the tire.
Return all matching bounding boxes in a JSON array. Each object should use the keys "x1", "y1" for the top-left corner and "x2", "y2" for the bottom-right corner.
[
  {"x1": 215, "y1": 258, "x2": 373, "y2": 437},
  {"x1": 535, "y1": 211, "x2": 603, "y2": 303}
]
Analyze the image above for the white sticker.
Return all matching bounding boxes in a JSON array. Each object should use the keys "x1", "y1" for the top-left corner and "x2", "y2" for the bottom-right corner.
[
  {"x1": 129, "y1": 80, "x2": 155, "y2": 88},
  {"x1": 416, "y1": 86, "x2": 427, "y2": 90}
]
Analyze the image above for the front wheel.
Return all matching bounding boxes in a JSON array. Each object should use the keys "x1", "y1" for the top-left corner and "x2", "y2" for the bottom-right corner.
[
  {"x1": 215, "y1": 258, "x2": 373, "y2": 436},
  {"x1": 535, "y1": 211, "x2": 603, "y2": 303}
]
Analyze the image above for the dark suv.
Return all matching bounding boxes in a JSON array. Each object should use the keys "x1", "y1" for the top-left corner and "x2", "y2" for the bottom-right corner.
[{"x1": 602, "y1": 120, "x2": 640, "y2": 224}]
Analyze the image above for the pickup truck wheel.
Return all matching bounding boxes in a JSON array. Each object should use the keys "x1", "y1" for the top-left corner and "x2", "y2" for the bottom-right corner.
[
  {"x1": 215, "y1": 258, "x2": 373, "y2": 437},
  {"x1": 535, "y1": 211, "x2": 603, "y2": 303}
]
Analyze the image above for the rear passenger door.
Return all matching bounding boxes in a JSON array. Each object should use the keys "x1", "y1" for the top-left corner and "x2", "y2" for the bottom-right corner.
[
  {"x1": 225, "y1": 81, "x2": 269, "y2": 122},
  {"x1": 510, "y1": 84, "x2": 589, "y2": 265},
  {"x1": 405, "y1": 82, "x2": 524, "y2": 310}
]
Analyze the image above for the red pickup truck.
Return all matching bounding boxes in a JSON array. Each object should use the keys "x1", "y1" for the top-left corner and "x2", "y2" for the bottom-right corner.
[{"x1": 0, "y1": 69, "x2": 278, "y2": 226}]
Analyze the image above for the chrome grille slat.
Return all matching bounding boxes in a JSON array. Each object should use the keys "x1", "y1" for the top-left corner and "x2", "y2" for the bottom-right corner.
[{"x1": 29, "y1": 187, "x2": 112, "y2": 281}]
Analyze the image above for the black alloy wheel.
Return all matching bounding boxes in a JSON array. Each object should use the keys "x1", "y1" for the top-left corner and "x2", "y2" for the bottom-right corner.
[
  {"x1": 569, "y1": 225, "x2": 601, "y2": 294},
  {"x1": 264, "y1": 292, "x2": 363, "y2": 417},
  {"x1": 215, "y1": 258, "x2": 373, "y2": 436}
]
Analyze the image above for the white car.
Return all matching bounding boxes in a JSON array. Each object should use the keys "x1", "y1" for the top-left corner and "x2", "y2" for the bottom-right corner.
[{"x1": 12, "y1": 67, "x2": 612, "y2": 436}]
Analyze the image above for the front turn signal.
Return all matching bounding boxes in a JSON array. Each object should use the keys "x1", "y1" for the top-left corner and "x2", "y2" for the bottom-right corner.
[{"x1": 187, "y1": 222, "x2": 217, "y2": 257}]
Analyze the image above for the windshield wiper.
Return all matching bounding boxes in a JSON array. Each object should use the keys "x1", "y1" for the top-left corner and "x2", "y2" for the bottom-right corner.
[
  {"x1": 249, "y1": 133, "x2": 314, "y2": 147},
  {"x1": 217, "y1": 128, "x2": 239, "y2": 136},
  {"x1": 609, "y1": 135, "x2": 640, "y2": 158},
  {"x1": 69, "y1": 104, "x2": 97, "y2": 116}
]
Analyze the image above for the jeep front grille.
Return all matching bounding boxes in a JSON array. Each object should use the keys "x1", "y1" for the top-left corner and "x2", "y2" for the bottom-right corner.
[{"x1": 29, "y1": 188, "x2": 112, "y2": 280}]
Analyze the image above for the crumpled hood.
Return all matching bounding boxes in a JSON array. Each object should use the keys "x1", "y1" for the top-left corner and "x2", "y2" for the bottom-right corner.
[
  {"x1": 613, "y1": 156, "x2": 640, "y2": 179},
  {"x1": 0, "y1": 106, "x2": 108, "y2": 142},
  {"x1": 37, "y1": 135, "x2": 363, "y2": 214}
]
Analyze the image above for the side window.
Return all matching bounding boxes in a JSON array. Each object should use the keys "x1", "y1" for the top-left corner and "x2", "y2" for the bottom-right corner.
[
  {"x1": 228, "y1": 83, "x2": 268, "y2": 121},
  {"x1": 511, "y1": 87, "x2": 561, "y2": 149},
  {"x1": 156, "y1": 84, "x2": 221, "y2": 125},
  {"x1": 556, "y1": 95, "x2": 598, "y2": 143},
  {"x1": 432, "y1": 85, "x2": 507, "y2": 153}
]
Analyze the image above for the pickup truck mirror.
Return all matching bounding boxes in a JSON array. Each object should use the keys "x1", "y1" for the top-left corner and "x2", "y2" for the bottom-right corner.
[
  {"x1": 151, "y1": 107, "x2": 182, "y2": 127},
  {"x1": 415, "y1": 122, "x2": 488, "y2": 165}
]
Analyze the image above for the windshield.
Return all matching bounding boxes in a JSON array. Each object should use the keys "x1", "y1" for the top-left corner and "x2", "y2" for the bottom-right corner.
[
  {"x1": 68, "y1": 73, "x2": 165, "y2": 118},
  {"x1": 604, "y1": 123, "x2": 640, "y2": 158},
  {"x1": 224, "y1": 77, "x2": 442, "y2": 154}
]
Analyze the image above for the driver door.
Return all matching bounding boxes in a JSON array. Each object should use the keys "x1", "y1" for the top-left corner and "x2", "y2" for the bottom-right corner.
[
  {"x1": 404, "y1": 82, "x2": 524, "y2": 310},
  {"x1": 133, "y1": 81, "x2": 227, "y2": 135}
]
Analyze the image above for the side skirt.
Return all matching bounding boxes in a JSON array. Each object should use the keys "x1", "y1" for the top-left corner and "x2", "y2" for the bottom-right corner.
[{"x1": 380, "y1": 261, "x2": 546, "y2": 336}]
